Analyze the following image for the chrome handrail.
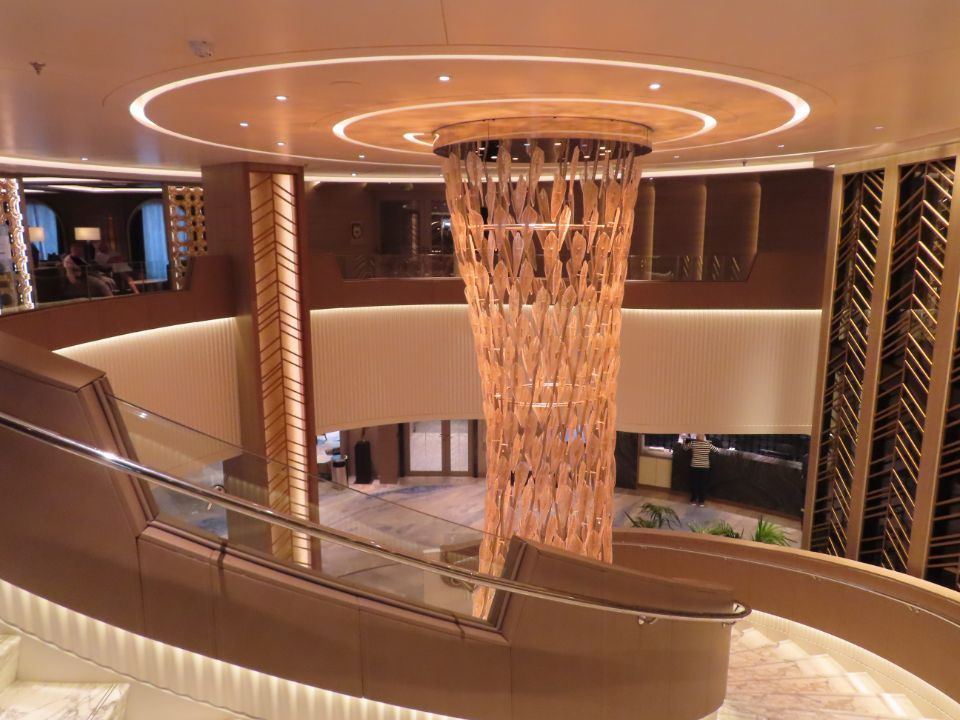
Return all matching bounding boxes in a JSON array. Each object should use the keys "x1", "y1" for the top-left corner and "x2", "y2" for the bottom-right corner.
[
  {"x1": 0, "y1": 410, "x2": 749, "y2": 624},
  {"x1": 615, "y1": 535, "x2": 960, "y2": 630}
]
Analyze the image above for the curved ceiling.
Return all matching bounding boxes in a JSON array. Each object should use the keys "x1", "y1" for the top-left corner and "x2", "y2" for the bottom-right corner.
[{"x1": 2, "y1": 0, "x2": 960, "y2": 181}]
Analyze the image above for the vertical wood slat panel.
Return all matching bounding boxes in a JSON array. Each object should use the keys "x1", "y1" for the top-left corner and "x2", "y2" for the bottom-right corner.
[
  {"x1": 56, "y1": 318, "x2": 242, "y2": 445},
  {"x1": 807, "y1": 169, "x2": 885, "y2": 557},
  {"x1": 311, "y1": 306, "x2": 820, "y2": 435},
  {"x1": 859, "y1": 158, "x2": 957, "y2": 573},
  {"x1": 912, "y1": 157, "x2": 960, "y2": 583}
]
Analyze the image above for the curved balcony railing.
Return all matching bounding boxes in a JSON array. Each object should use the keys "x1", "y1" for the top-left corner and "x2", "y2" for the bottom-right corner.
[
  {"x1": 3, "y1": 260, "x2": 177, "y2": 316},
  {"x1": 336, "y1": 252, "x2": 755, "y2": 281},
  {"x1": 0, "y1": 407, "x2": 750, "y2": 625}
]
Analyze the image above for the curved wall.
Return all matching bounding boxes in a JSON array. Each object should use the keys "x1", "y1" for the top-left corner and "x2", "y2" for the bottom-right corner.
[
  {"x1": 56, "y1": 317, "x2": 241, "y2": 445},
  {"x1": 311, "y1": 305, "x2": 820, "y2": 434},
  {"x1": 44, "y1": 307, "x2": 818, "y2": 442}
]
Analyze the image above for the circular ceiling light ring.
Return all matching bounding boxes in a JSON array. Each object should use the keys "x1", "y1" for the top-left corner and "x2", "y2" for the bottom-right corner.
[
  {"x1": 336, "y1": 97, "x2": 715, "y2": 156},
  {"x1": 129, "y1": 53, "x2": 809, "y2": 166}
]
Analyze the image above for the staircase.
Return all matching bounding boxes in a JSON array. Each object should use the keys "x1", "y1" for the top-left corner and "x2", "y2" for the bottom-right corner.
[
  {"x1": 720, "y1": 621, "x2": 945, "y2": 720},
  {"x1": 0, "y1": 633, "x2": 128, "y2": 719}
]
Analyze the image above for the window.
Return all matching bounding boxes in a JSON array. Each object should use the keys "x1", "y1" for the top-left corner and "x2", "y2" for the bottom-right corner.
[
  {"x1": 139, "y1": 200, "x2": 167, "y2": 280},
  {"x1": 25, "y1": 203, "x2": 59, "y2": 260}
]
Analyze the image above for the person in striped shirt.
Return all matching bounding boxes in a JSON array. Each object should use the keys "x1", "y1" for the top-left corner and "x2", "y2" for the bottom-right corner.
[{"x1": 685, "y1": 433, "x2": 719, "y2": 507}]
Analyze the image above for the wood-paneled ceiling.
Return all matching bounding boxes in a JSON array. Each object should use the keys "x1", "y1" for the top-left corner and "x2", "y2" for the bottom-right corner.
[{"x1": 2, "y1": 0, "x2": 960, "y2": 180}]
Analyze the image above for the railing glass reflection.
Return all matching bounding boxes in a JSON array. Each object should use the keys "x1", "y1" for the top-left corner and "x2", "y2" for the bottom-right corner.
[
  {"x1": 114, "y1": 397, "x2": 488, "y2": 616},
  {"x1": 0, "y1": 405, "x2": 750, "y2": 624},
  {"x1": 2, "y1": 260, "x2": 177, "y2": 316},
  {"x1": 337, "y1": 253, "x2": 754, "y2": 281}
]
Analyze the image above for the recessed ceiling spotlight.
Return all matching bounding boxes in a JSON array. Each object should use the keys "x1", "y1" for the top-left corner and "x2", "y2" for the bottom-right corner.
[
  {"x1": 351, "y1": 172, "x2": 358, "y2": 177},
  {"x1": 275, "y1": 95, "x2": 288, "y2": 102},
  {"x1": 554, "y1": 141, "x2": 562, "y2": 146},
  {"x1": 777, "y1": 144, "x2": 785, "y2": 149},
  {"x1": 80, "y1": 156, "x2": 89, "y2": 161},
  {"x1": 239, "y1": 121, "x2": 249, "y2": 128},
  {"x1": 276, "y1": 141, "x2": 286, "y2": 147},
  {"x1": 437, "y1": 74, "x2": 451, "y2": 82},
  {"x1": 490, "y1": 155, "x2": 498, "y2": 160},
  {"x1": 358, "y1": 154, "x2": 366, "y2": 159},
  {"x1": 649, "y1": 82, "x2": 662, "y2": 90},
  {"x1": 874, "y1": 125, "x2": 884, "y2": 131},
  {"x1": 673, "y1": 154, "x2": 680, "y2": 159}
]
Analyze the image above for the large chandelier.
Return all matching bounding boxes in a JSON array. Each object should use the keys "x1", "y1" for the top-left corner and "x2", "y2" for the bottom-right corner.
[{"x1": 435, "y1": 118, "x2": 651, "y2": 611}]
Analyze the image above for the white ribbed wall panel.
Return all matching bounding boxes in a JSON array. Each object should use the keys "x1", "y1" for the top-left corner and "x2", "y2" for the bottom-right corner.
[
  {"x1": 618, "y1": 309, "x2": 821, "y2": 434},
  {"x1": 56, "y1": 318, "x2": 242, "y2": 444},
  {"x1": 311, "y1": 306, "x2": 820, "y2": 434},
  {"x1": 311, "y1": 305, "x2": 481, "y2": 432}
]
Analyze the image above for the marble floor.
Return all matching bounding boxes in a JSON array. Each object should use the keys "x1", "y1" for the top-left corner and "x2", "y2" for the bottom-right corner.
[
  {"x1": 0, "y1": 634, "x2": 129, "y2": 720},
  {"x1": 718, "y1": 614, "x2": 954, "y2": 720},
  {"x1": 336, "y1": 474, "x2": 802, "y2": 544}
]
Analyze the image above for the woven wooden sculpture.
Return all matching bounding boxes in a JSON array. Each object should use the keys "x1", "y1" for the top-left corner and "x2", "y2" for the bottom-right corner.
[{"x1": 439, "y1": 136, "x2": 645, "y2": 614}]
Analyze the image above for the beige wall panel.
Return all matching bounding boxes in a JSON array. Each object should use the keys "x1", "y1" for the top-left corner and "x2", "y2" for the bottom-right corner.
[
  {"x1": 618, "y1": 309, "x2": 821, "y2": 434},
  {"x1": 56, "y1": 318, "x2": 242, "y2": 444},
  {"x1": 311, "y1": 305, "x2": 481, "y2": 432},
  {"x1": 311, "y1": 306, "x2": 820, "y2": 435}
]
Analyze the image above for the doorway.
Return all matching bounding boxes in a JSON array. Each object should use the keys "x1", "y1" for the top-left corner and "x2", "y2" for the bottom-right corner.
[{"x1": 404, "y1": 420, "x2": 475, "y2": 476}]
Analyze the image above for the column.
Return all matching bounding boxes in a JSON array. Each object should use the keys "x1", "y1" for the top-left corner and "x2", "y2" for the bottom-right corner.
[{"x1": 202, "y1": 162, "x2": 317, "y2": 566}]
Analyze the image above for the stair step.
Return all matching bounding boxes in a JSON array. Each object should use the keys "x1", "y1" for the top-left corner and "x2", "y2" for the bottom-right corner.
[
  {"x1": 727, "y1": 690, "x2": 910, "y2": 715},
  {"x1": 0, "y1": 636, "x2": 19, "y2": 693},
  {"x1": 735, "y1": 626, "x2": 779, "y2": 650},
  {"x1": 771, "y1": 640, "x2": 809, "y2": 661},
  {"x1": 722, "y1": 708, "x2": 930, "y2": 720},
  {"x1": 0, "y1": 681, "x2": 128, "y2": 719},
  {"x1": 727, "y1": 673, "x2": 860, "y2": 695}
]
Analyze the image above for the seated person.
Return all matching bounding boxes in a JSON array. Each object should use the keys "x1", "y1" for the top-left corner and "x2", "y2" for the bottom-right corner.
[
  {"x1": 94, "y1": 239, "x2": 138, "y2": 294},
  {"x1": 63, "y1": 241, "x2": 115, "y2": 297}
]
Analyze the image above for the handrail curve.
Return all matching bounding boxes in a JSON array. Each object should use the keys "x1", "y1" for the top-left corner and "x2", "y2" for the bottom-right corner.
[
  {"x1": 614, "y1": 532, "x2": 960, "y2": 631},
  {"x1": 0, "y1": 409, "x2": 750, "y2": 624}
]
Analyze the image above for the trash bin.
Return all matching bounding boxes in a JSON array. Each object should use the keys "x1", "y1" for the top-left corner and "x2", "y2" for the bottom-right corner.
[{"x1": 331, "y1": 453, "x2": 349, "y2": 485}]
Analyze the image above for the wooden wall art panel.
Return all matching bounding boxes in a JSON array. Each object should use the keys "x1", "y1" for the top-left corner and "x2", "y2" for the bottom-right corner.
[
  {"x1": 860, "y1": 158, "x2": 956, "y2": 572},
  {"x1": 0, "y1": 178, "x2": 34, "y2": 311},
  {"x1": 164, "y1": 185, "x2": 207, "y2": 290},
  {"x1": 249, "y1": 171, "x2": 311, "y2": 564},
  {"x1": 809, "y1": 170, "x2": 884, "y2": 556}
]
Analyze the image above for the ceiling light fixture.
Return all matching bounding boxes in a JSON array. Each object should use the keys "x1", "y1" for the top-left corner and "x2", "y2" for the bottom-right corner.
[
  {"x1": 777, "y1": 144, "x2": 785, "y2": 149},
  {"x1": 338, "y1": 97, "x2": 716, "y2": 157},
  {"x1": 80, "y1": 157, "x2": 89, "y2": 161},
  {"x1": 437, "y1": 74, "x2": 451, "y2": 82},
  {"x1": 239, "y1": 121, "x2": 249, "y2": 128},
  {"x1": 351, "y1": 172, "x2": 358, "y2": 176},
  {"x1": 648, "y1": 82, "x2": 662, "y2": 90},
  {"x1": 132, "y1": 53, "x2": 811, "y2": 166},
  {"x1": 673, "y1": 155, "x2": 680, "y2": 159},
  {"x1": 358, "y1": 154, "x2": 365, "y2": 159},
  {"x1": 276, "y1": 141, "x2": 286, "y2": 147},
  {"x1": 874, "y1": 125, "x2": 884, "y2": 131},
  {"x1": 275, "y1": 95, "x2": 288, "y2": 102}
]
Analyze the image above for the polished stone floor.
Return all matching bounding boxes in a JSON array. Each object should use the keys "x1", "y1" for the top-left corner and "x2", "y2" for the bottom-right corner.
[
  {"x1": 335, "y1": 474, "x2": 802, "y2": 543},
  {"x1": 718, "y1": 613, "x2": 953, "y2": 720}
]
